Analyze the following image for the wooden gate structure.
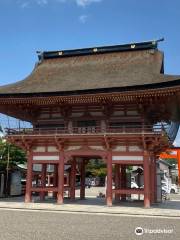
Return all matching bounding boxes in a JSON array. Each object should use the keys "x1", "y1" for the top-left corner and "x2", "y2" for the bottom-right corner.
[{"x1": 0, "y1": 40, "x2": 180, "y2": 207}]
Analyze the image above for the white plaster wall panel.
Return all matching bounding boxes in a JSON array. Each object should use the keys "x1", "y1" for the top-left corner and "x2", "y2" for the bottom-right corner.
[
  {"x1": 66, "y1": 146, "x2": 81, "y2": 150},
  {"x1": 112, "y1": 156, "x2": 143, "y2": 161},
  {"x1": 129, "y1": 146, "x2": 142, "y2": 152},
  {"x1": 113, "y1": 111, "x2": 125, "y2": 116},
  {"x1": 126, "y1": 110, "x2": 138, "y2": 116},
  {"x1": 90, "y1": 112, "x2": 104, "y2": 116},
  {"x1": 33, "y1": 156, "x2": 59, "y2": 161},
  {"x1": 113, "y1": 146, "x2": 126, "y2": 151},
  {"x1": 33, "y1": 146, "x2": 46, "y2": 152},
  {"x1": 39, "y1": 113, "x2": 50, "y2": 119},
  {"x1": 47, "y1": 146, "x2": 58, "y2": 152},
  {"x1": 90, "y1": 146, "x2": 104, "y2": 150},
  {"x1": 51, "y1": 113, "x2": 62, "y2": 118},
  {"x1": 71, "y1": 112, "x2": 83, "y2": 117}
]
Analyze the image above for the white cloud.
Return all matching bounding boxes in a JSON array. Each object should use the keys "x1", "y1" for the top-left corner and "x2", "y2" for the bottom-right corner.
[
  {"x1": 36, "y1": 0, "x2": 48, "y2": 5},
  {"x1": 18, "y1": 0, "x2": 103, "y2": 8},
  {"x1": 79, "y1": 14, "x2": 88, "y2": 23},
  {"x1": 18, "y1": 0, "x2": 48, "y2": 8},
  {"x1": 20, "y1": 1, "x2": 30, "y2": 8},
  {"x1": 76, "y1": 0, "x2": 102, "y2": 7},
  {"x1": 56, "y1": 0, "x2": 68, "y2": 2}
]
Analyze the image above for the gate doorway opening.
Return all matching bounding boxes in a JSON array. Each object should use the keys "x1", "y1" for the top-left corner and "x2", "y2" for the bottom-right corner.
[{"x1": 64, "y1": 156, "x2": 107, "y2": 205}]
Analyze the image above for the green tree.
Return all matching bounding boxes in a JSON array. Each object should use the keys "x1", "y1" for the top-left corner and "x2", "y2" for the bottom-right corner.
[
  {"x1": 86, "y1": 159, "x2": 107, "y2": 177},
  {"x1": 162, "y1": 158, "x2": 177, "y2": 166},
  {"x1": 0, "y1": 138, "x2": 26, "y2": 171}
]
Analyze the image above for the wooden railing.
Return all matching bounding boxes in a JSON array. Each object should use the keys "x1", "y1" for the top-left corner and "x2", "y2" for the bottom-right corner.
[{"x1": 5, "y1": 125, "x2": 165, "y2": 136}]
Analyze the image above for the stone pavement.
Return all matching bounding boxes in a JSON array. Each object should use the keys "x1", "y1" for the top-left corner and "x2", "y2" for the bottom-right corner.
[{"x1": 0, "y1": 195, "x2": 180, "y2": 218}]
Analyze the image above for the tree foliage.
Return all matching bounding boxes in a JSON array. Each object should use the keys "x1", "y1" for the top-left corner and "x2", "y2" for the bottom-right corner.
[
  {"x1": 86, "y1": 159, "x2": 107, "y2": 177},
  {"x1": 162, "y1": 158, "x2": 177, "y2": 166},
  {"x1": 0, "y1": 138, "x2": 26, "y2": 171}
]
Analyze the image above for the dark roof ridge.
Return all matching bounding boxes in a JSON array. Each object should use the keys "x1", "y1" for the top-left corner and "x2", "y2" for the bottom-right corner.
[{"x1": 37, "y1": 38, "x2": 164, "y2": 61}]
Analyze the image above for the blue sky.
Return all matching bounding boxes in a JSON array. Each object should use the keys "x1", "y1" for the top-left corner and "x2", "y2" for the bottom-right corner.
[{"x1": 0, "y1": 0, "x2": 180, "y2": 144}]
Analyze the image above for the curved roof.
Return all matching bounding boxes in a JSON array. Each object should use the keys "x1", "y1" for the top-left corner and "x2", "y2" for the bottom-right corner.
[{"x1": 0, "y1": 41, "x2": 180, "y2": 96}]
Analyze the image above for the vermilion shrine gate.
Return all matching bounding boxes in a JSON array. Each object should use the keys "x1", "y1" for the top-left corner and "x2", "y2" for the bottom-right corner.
[
  {"x1": 160, "y1": 147, "x2": 180, "y2": 184},
  {"x1": 0, "y1": 40, "x2": 180, "y2": 207}
]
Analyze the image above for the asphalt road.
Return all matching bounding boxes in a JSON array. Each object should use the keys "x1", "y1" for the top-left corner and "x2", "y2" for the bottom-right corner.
[{"x1": 0, "y1": 209, "x2": 179, "y2": 240}]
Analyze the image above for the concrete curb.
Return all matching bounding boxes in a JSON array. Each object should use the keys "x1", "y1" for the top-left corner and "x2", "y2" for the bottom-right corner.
[{"x1": 0, "y1": 203, "x2": 180, "y2": 218}]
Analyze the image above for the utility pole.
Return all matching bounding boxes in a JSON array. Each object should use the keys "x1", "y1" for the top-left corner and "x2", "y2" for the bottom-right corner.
[{"x1": 5, "y1": 143, "x2": 10, "y2": 197}]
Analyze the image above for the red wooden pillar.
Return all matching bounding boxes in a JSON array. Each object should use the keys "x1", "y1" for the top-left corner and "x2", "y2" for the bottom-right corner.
[
  {"x1": 143, "y1": 151, "x2": 150, "y2": 208},
  {"x1": 115, "y1": 164, "x2": 120, "y2": 202},
  {"x1": 53, "y1": 164, "x2": 58, "y2": 198},
  {"x1": 80, "y1": 161, "x2": 86, "y2": 200},
  {"x1": 57, "y1": 151, "x2": 64, "y2": 204},
  {"x1": 121, "y1": 165, "x2": 126, "y2": 201},
  {"x1": 40, "y1": 164, "x2": 46, "y2": 201},
  {"x1": 25, "y1": 149, "x2": 33, "y2": 203},
  {"x1": 106, "y1": 151, "x2": 112, "y2": 206},
  {"x1": 70, "y1": 158, "x2": 76, "y2": 201},
  {"x1": 149, "y1": 160, "x2": 153, "y2": 204}
]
